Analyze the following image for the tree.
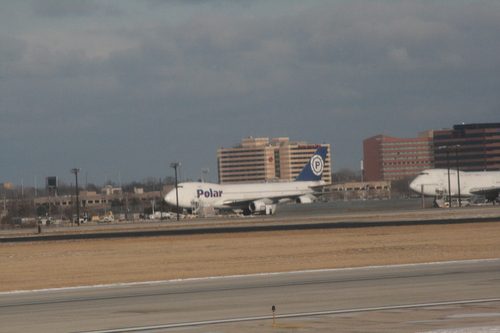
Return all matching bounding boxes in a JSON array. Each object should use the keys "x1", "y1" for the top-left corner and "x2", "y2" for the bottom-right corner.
[
  {"x1": 332, "y1": 168, "x2": 361, "y2": 183},
  {"x1": 129, "y1": 197, "x2": 140, "y2": 206},
  {"x1": 85, "y1": 183, "x2": 100, "y2": 192},
  {"x1": 1, "y1": 214, "x2": 13, "y2": 229},
  {"x1": 110, "y1": 198, "x2": 123, "y2": 207},
  {"x1": 36, "y1": 204, "x2": 49, "y2": 217},
  {"x1": 163, "y1": 176, "x2": 176, "y2": 185},
  {"x1": 10, "y1": 193, "x2": 36, "y2": 218},
  {"x1": 391, "y1": 178, "x2": 412, "y2": 198}
]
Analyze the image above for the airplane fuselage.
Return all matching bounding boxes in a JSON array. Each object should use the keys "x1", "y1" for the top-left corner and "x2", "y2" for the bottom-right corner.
[
  {"x1": 410, "y1": 168, "x2": 500, "y2": 198},
  {"x1": 165, "y1": 180, "x2": 325, "y2": 210}
]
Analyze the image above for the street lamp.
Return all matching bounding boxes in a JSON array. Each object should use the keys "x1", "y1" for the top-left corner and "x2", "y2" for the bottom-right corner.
[
  {"x1": 170, "y1": 162, "x2": 181, "y2": 221},
  {"x1": 159, "y1": 178, "x2": 163, "y2": 221},
  {"x1": 438, "y1": 145, "x2": 461, "y2": 207},
  {"x1": 438, "y1": 146, "x2": 452, "y2": 208},
  {"x1": 455, "y1": 146, "x2": 461, "y2": 206},
  {"x1": 70, "y1": 168, "x2": 81, "y2": 226}
]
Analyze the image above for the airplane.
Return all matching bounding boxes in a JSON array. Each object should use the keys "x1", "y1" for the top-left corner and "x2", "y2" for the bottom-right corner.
[
  {"x1": 409, "y1": 168, "x2": 500, "y2": 203},
  {"x1": 165, "y1": 146, "x2": 328, "y2": 215}
]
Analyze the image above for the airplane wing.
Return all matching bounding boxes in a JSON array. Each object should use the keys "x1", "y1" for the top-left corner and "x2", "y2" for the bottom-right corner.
[
  {"x1": 222, "y1": 181, "x2": 328, "y2": 207},
  {"x1": 222, "y1": 198, "x2": 260, "y2": 207},
  {"x1": 222, "y1": 194, "x2": 304, "y2": 207},
  {"x1": 469, "y1": 186, "x2": 500, "y2": 202}
]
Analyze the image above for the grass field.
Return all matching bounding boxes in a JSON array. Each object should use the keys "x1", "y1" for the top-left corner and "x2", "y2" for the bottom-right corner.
[{"x1": 2, "y1": 221, "x2": 499, "y2": 292}]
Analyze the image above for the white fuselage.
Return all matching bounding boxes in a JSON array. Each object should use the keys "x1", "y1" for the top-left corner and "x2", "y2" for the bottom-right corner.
[
  {"x1": 165, "y1": 180, "x2": 325, "y2": 210},
  {"x1": 409, "y1": 169, "x2": 500, "y2": 197}
]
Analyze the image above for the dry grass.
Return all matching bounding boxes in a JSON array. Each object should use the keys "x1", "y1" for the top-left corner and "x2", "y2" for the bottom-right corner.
[{"x1": 1, "y1": 222, "x2": 499, "y2": 292}]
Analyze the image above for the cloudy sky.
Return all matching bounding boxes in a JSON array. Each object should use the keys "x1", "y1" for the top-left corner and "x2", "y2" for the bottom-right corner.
[{"x1": 1, "y1": 0, "x2": 499, "y2": 187}]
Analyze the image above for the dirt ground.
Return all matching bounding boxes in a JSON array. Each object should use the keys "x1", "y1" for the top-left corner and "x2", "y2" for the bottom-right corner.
[{"x1": 1, "y1": 222, "x2": 499, "y2": 292}]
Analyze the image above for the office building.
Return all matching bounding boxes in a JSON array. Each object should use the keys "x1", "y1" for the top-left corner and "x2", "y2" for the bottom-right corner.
[
  {"x1": 217, "y1": 137, "x2": 331, "y2": 184},
  {"x1": 363, "y1": 133, "x2": 434, "y2": 181},
  {"x1": 433, "y1": 123, "x2": 500, "y2": 171}
]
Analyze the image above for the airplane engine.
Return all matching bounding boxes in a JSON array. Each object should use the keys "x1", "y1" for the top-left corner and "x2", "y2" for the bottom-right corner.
[
  {"x1": 249, "y1": 200, "x2": 276, "y2": 215},
  {"x1": 295, "y1": 194, "x2": 316, "y2": 204}
]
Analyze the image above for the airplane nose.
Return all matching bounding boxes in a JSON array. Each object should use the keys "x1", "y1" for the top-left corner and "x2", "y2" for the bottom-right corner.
[
  {"x1": 165, "y1": 189, "x2": 176, "y2": 206},
  {"x1": 409, "y1": 179, "x2": 420, "y2": 193}
]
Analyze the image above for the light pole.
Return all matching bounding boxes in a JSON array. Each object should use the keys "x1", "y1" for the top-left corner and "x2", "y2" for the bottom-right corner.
[
  {"x1": 439, "y1": 145, "x2": 461, "y2": 208},
  {"x1": 439, "y1": 146, "x2": 452, "y2": 208},
  {"x1": 170, "y1": 162, "x2": 181, "y2": 221},
  {"x1": 453, "y1": 146, "x2": 461, "y2": 206},
  {"x1": 159, "y1": 178, "x2": 163, "y2": 221},
  {"x1": 360, "y1": 160, "x2": 364, "y2": 183},
  {"x1": 70, "y1": 168, "x2": 81, "y2": 226}
]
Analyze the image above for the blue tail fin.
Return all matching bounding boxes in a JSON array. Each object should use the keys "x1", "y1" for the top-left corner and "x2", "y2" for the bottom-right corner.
[{"x1": 295, "y1": 146, "x2": 328, "y2": 181}]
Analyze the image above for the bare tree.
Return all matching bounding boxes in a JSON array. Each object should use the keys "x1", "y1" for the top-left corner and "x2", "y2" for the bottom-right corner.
[{"x1": 332, "y1": 168, "x2": 361, "y2": 183}]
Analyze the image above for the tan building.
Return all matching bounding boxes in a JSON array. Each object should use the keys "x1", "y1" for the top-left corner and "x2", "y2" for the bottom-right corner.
[
  {"x1": 217, "y1": 137, "x2": 332, "y2": 184},
  {"x1": 325, "y1": 181, "x2": 392, "y2": 200},
  {"x1": 33, "y1": 185, "x2": 174, "y2": 218}
]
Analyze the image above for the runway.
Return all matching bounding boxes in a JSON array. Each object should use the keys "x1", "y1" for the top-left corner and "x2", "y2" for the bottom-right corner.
[
  {"x1": 2, "y1": 199, "x2": 500, "y2": 243},
  {"x1": 1, "y1": 259, "x2": 500, "y2": 332}
]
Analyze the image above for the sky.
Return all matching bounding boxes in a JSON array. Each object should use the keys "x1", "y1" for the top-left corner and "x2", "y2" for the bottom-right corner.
[{"x1": 1, "y1": 0, "x2": 499, "y2": 188}]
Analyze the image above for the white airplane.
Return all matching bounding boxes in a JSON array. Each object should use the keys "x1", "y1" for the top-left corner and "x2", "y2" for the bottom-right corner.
[
  {"x1": 409, "y1": 168, "x2": 500, "y2": 203},
  {"x1": 165, "y1": 147, "x2": 328, "y2": 215}
]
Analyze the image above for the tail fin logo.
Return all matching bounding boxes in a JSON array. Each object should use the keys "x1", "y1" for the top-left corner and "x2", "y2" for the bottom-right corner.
[
  {"x1": 311, "y1": 154, "x2": 324, "y2": 176},
  {"x1": 294, "y1": 146, "x2": 328, "y2": 182}
]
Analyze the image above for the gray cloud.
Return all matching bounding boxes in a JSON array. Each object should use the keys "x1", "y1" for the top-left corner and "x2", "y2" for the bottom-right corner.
[
  {"x1": 31, "y1": 0, "x2": 122, "y2": 18},
  {"x1": 1, "y1": 1, "x2": 499, "y2": 186}
]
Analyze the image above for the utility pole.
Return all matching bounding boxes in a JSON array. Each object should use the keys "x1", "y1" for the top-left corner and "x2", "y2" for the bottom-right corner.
[
  {"x1": 454, "y1": 146, "x2": 461, "y2": 206},
  {"x1": 439, "y1": 146, "x2": 461, "y2": 208},
  {"x1": 170, "y1": 163, "x2": 181, "y2": 221},
  {"x1": 160, "y1": 178, "x2": 163, "y2": 221},
  {"x1": 71, "y1": 168, "x2": 81, "y2": 226},
  {"x1": 438, "y1": 146, "x2": 452, "y2": 208}
]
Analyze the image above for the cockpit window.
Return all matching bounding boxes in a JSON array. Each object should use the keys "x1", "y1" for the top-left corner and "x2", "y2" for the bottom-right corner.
[{"x1": 419, "y1": 172, "x2": 429, "y2": 175}]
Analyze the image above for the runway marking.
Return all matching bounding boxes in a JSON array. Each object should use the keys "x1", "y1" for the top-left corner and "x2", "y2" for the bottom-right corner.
[
  {"x1": 2, "y1": 258, "x2": 499, "y2": 295},
  {"x1": 74, "y1": 298, "x2": 500, "y2": 333}
]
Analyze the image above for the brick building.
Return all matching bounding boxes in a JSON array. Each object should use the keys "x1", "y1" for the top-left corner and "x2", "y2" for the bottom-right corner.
[
  {"x1": 363, "y1": 133, "x2": 434, "y2": 181},
  {"x1": 433, "y1": 123, "x2": 500, "y2": 171}
]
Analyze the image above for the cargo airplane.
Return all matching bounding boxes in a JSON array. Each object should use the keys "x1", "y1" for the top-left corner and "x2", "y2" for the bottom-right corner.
[
  {"x1": 409, "y1": 168, "x2": 500, "y2": 203},
  {"x1": 165, "y1": 147, "x2": 328, "y2": 215}
]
